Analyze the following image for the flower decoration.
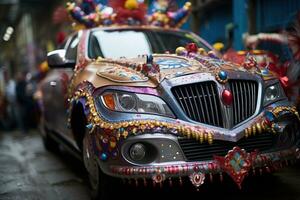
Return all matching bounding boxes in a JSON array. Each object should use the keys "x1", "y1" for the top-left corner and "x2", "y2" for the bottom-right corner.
[
  {"x1": 148, "y1": 1, "x2": 192, "y2": 28},
  {"x1": 66, "y1": 0, "x2": 113, "y2": 28},
  {"x1": 109, "y1": 0, "x2": 147, "y2": 25},
  {"x1": 66, "y1": 0, "x2": 192, "y2": 29},
  {"x1": 242, "y1": 53, "x2": 257, "y2": 70}
]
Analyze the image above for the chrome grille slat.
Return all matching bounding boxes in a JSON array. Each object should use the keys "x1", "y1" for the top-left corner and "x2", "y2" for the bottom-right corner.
[
  {"x1": 251, "y1": 82, "x2": 256, "y2": 112},
  {"x1": 184, "y1": 86, "x2": 197, "y2": 120},
  {"x1": 205, "y1": 83, "x2": 216, "y2": 125},
  {"x1": 239, "y1": 81, "x2": 244, "y2": 121},
  {"x1": 246, "y1": 82, "x2": 251, "y2": 119},
  {"x1": 193, "y1": 84, "x2": 207, "y2": 123},
  {"x1": 173, "y1": 89, "x2": 187, "y2": 114},
  {"x1": 231, "y1": 82, "x2": 236, "y2": 124},
  {"x1": 189, "y1": 86, "x2": 200, "y2": 121},
  {"x1": 210, "y1": 84, "x2": 221, "y2": 127},
  {"x1": 243, "y1": 82, "x2": 248, "y2": 118},
  {"x1": 200, "y1": 83, "x2": 211, "y2": 123},
  {"x1": 179, "y1": 87, "x2": 193, "y2": 118},
  {"x1": 254, "y1": 82, "x2": 258, "y2": 111},
  {"x1": 235, "y1": 82, "x2": 241, "y2": 122}
]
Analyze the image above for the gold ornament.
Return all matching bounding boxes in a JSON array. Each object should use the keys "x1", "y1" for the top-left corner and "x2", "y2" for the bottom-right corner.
[{"x1": 175, "y1": 47, "x2": 186, "y2": 55}]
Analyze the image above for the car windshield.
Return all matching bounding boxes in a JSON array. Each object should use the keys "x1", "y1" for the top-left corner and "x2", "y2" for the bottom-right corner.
[{"x1": 88, "y1": 29, "x2": 211, "y2": 59}]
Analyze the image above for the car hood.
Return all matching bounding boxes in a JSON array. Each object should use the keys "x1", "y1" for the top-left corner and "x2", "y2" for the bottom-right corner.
[{"x1": 82, "y1": 54, "x2": 275, "y2": 89}]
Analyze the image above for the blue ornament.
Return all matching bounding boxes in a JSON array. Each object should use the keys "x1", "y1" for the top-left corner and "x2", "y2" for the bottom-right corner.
[
  {"x1": 119, "y1": 127, "x2": 125, "y2": 133},
  {"x1": 261, "y1": 69, "x2": 269, "y2": 76},
  {"x1": 86, "y1": 123, "x2": 93, "y2": 130},
  {"x1": 265, "y1": 111, "x2": 275, "y2": 122},
  {"x1": 100, "y1": 153, "x2": 108, "y2": 161},
  {"x1": 218, "y1": 71, "x2": 228, "y2": 80}
]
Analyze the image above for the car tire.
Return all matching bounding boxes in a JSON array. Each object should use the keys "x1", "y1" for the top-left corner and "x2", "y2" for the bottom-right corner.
[
  {"x1": 82, "y1": 129, "x2": 115, "y2": 200},
  {"x1": 89, "y1": 165, "x2": 113, "y2": 200},
  {"x1": 42, "y1": 126, "x2": 59, "y2": 152}
]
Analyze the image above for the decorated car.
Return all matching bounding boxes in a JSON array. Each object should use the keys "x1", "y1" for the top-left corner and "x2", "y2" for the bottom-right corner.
[{"x1": 39, "y1": 0, "x2": 300, "y2": 199}]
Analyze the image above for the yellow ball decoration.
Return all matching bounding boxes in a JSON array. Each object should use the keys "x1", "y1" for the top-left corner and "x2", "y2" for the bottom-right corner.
[
  {"x1": 213, "y1": 42, "x2": 224, "y2": 51},
  {"x1": 175, "y1": 47, "x2": 186, "y2": 55},
  {"x1": 184, "y1": 2, "x2": 192, "y2": 10},
  {"x1": 125, "y1": 0, "x2": 139, "y2": 10},
  {"x1": 198, "y1": 48, "x2": 207, "y2": 55}
]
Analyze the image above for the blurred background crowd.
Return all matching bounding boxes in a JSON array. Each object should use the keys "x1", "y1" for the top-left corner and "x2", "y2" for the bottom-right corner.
[{"x1": 0, "y1": 0, "x2": 300, "y2": 133}]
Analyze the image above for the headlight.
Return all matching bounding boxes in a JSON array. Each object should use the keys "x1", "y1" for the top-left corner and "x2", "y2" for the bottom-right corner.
[
  {"x1": 264, "y1": 83, "x2": 286, "y2": 105},
  {"x1": 100, "y1": 91, "x2": 175, "y2": 118}
]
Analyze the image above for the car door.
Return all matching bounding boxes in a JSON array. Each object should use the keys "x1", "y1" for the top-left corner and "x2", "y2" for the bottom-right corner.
[
  {"x1": 55, "y1": 33, "x2": 81, "y2": 142},
  {"x1": 43, "y1": 33, "x2": 81, "y2": 145}
]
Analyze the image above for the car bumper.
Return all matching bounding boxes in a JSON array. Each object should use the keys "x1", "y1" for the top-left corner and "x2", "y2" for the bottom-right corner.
[{"x1": 107, "y1": 146, "x2": 300, "y2": 188}]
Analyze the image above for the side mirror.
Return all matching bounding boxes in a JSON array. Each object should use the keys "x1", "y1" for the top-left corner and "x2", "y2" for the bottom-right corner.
[{"x1": 47, "y1": 49, "x2": 75, "y2": 68}]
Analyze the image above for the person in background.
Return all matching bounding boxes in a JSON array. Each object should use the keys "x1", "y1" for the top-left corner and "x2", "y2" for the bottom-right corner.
[
  {"x1": 0, "y1": 90, "x2": 8, "y2": 130},
  {"x1": 5, "y1": 77, "x2": 17, "y2": 130},
  {"x1": 15, "y1": 71, "x2": 30, "y2": 134}
]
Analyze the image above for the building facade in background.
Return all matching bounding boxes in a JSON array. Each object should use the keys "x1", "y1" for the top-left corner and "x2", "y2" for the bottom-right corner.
[{"x1": 193, "y1": 0, "x2": 300, "y2": 50}]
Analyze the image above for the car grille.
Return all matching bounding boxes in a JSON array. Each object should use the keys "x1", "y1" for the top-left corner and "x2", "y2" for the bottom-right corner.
[
  {"x1": 171, "y1": 80, "x2": 258, "y2": 128},
  {"x1": 178, "y1": 133, "x2": 275, "y2": 161},
  {"x1": 229, "y1": 80, "x2": 258, "y2": 125}
]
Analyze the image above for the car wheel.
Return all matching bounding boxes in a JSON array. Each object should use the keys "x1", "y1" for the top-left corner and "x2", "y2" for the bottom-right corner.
[
  {"x1": 42, "y1": 126, "x2": 59, "y2": 152},
  {"x1": 82, "y1": 130, "x2": 113, "y2": 200}
]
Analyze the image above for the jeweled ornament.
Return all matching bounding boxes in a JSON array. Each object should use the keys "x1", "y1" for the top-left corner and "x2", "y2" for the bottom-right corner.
[
  {"x1": 214, "y1": 147, "x2": 257, "y2": 189},
  {"x1": 189, "y1": 172, "x2": 205, "y2": 188},
  {"x1": 219, "y1": 71, "x2": 227, "y2": 80},
  {"x1": 152, "y1": 173, "x2": 166, "y2": 183},
  {"x1": 260, "y1": 68, "x2": 269, "y2": 76},
  {"x1": 100, "y1": 152, "x2": 108, "y2": 161},
  {"x1": 222, "y1": 89, "x2": 233, "y2": 106},
  {"x1": 186, "y1": 43, "x2": 198, "y2": 53},
  {"x1": 215, "y1": 70, "x2": 228, "y2": 84}
]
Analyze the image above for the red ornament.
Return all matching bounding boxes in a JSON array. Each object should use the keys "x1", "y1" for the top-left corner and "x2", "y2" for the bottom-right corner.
[
  {"x1": 186, "y1": 43, "x2": 198, "y2": 53},
  {"x1": 242, "y1": 55, "x2": 257, "y2": 70},
  {"x1": 264, "y1": 119, "x2": 272, "y2": 127},
  {"x1": 222, "y1": 89, "x2": 233, "y2": 106},
  {"x1": 214, "y1": 147, "x2": 258, "y2": 189}
]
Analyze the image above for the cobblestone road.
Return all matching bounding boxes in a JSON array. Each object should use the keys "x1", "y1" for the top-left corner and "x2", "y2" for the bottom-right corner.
[{"x1": 0, "y1": 131, "x2": 300, "y2": 200}]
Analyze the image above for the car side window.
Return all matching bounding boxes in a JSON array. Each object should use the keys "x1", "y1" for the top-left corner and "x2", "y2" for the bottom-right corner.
[{"x1": 65, "y1": 33, "x2": 80, "y2": 61}]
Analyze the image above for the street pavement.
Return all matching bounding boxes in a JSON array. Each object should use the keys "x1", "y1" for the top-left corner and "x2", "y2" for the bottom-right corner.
[{"x1": 0, "y1": 130, "x2": 300, "y2": 200}]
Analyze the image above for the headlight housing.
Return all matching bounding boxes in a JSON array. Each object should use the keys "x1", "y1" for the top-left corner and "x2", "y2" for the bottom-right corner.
[
  {"x1": 264, "y1": 83, "x2": 286, "y2": 105},
  {"x1": 100, "y1": 91, "x2": 175, "y2": 118}
]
